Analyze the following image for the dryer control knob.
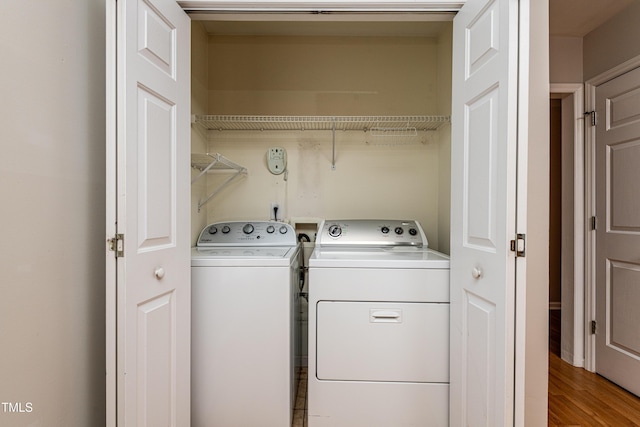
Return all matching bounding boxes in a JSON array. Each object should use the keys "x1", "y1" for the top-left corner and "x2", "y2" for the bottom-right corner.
[
  {"x1": 279, "y1": 226, "x2": 289, "y2": 234},
  {"x1": 222, "y1": 225, "x2": 231, "y2": 234},
  {"x1": 395, "y1": 227, "x2": 404, "y2": 235},
  {"x1": 243, "y1": 224, "x2": 254, "y2": 234},
  {"x1": 409, "y1": 228, "x2": 418, "y2": 236},
  {"x1": 266, "y1": 225, "x2": 275, "y2": 234},
  {"x1": 381, "y1": 226, "x2": 390, "y2": 234},
  {"x1": 328, "y1": 224, "x2": 342, "y2": 238},
  {"x1": 208, "y1": 226, "x2": 218, "y2": 234}
]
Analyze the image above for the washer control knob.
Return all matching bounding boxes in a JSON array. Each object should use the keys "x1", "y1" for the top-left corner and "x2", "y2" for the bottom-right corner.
[
  {"x1": 409, "y1": 228, "x2": 418, "y2": 236},
  {"x1": 328, "y1": 224, "x2": 342, "y2": 238},
  {"x1": 395, "y1": 227, "x2": 404, "y2": 235},
  {"x1": 279, "y1": 226, "x2": 289, "y2": 234},
  {"x1": 266, "y1": 225, "x2": 275, "y2": 234},
  {"x1": 243, "y1": 224, "x2": 254, "y2": 234},
  {"x1": 208, "y1": 226, "x2": 218, "y2": 234},
  {"x1": 221, "y1": 225, "x2": 231, "y2": 234},
  {"x1": 381, "y1": 226, "x2": 390, "y2": 234}
]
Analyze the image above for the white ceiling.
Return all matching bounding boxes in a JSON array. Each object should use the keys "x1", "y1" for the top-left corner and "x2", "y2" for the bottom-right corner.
[{"x1": 200, "y1": 1, "x2": 636, "y2": 38}]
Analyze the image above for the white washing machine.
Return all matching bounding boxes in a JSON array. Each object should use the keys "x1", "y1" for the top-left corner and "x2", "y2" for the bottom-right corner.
[
  {"x1": 308, "y1": 219, "x2": 450, "y2": 427},
  {"x1": 191, "y1": 221, "x2": 302, "y2": 427}
]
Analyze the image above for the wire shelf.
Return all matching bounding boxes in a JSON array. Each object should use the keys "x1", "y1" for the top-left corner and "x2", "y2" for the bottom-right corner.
[
  {"x1": 192, "y1": 115, "x2": 450, "y2": 169},
  {"x1": 191, "y1": 153, "x2": 247, "y2": 212},
  {"x1": 191, "y1": 152, "x2": 245, "y2": 172},
  {"x1": 194, "y1": 115, "x2": 450, "y2": 132}
]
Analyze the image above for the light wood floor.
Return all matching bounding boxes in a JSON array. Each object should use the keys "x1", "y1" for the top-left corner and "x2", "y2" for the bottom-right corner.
[{"x1": 548, "y1": 310, "x2": 640, "y2": 426}]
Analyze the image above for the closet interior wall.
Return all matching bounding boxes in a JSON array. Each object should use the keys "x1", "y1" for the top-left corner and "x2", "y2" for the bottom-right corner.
[{"x1": 191, "y1": 21, "x2": 452, "y2": 254}]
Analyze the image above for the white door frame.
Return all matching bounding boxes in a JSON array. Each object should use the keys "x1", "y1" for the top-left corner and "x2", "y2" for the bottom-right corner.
[
  {"x1": 584, "y1": 54, "x2": 640, "y2": 372},
  {"x1": 106, "y1": 1, "x2": 117, "y2": 424},
  {"x1": 549, "y1": 83, "x2": 585, "y2": 368}
]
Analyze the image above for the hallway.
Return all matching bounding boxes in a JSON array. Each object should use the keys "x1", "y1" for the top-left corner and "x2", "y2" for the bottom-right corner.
[{"x1": 548, "y1": 310, "x2": 640, "y2": 426}]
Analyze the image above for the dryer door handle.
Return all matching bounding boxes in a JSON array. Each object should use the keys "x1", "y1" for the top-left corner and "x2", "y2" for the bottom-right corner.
[{"x1": 370, "y1": 309, "x2": 402, "y2": 323}]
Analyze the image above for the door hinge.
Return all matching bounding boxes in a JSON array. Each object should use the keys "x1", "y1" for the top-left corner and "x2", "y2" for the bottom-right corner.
[
  {"x1": 591, "y1": 320, "x2": 597, "y2": 334},
  {"x1": 591, "y1": 216, "x2": 598, "y2": 231},
  {"x1": 509, "y1": 233, "x2": 526, "y2": 257},
  {"x1": 584, "y1": 111, "x2": 597, "y2": 126},
  {"x1": 108, "y1": 234, "x2": 124, "y2": 258}
]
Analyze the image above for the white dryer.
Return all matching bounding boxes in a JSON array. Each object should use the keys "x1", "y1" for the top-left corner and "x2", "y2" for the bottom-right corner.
[
  {"x1": 191, "y1": 221, "x2": 302, "y2": 427},
  {"x1": 308, "y1": 219, "x2": 450, "y2": 427}
]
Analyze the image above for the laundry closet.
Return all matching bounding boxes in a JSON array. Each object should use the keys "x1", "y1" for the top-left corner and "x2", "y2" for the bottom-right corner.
[
  {"x1": 189, "y1": 18, "x2": 454, "y2": 253},
  {"x1": 108, "y1": 0, "x2": 541, "y2": 424}
]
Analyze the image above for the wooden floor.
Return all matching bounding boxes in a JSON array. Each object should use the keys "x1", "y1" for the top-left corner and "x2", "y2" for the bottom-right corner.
[{"x1": 548, "y1": 310, "x2": 640, "y2": 426}]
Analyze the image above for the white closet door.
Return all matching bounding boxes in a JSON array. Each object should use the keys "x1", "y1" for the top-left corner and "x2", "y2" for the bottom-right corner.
[
  {"x1": 450, "y1": 0, "x2": 520, "y2": 425},
  {"x1": 108, "y1": 0, "x2": 191, "y2": 425}
]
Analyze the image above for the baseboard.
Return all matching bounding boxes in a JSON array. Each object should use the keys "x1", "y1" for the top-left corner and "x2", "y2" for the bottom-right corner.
[{"x1": 549, "y1": 302, "x2": 561, "y2": 310}]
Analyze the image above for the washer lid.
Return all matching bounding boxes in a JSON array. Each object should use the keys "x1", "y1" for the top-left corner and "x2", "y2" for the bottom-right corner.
[{"x1": 191, "y1": 246, "x2": 297, "y2": 267}]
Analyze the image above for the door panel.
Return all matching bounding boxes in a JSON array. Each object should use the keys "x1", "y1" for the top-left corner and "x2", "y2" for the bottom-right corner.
[
  {"x1": 451, "y1": 0, "x2": 519, "y2": 425},
  {"x1": 137, "y1": 292, "x2": 174, "y2": 426},
  {"x1": 465, "y1": 87, "x2": 499, "y2": 250},
  {"x1": 113, "y1": 0, "x2": 191, "y2": 425},
  {"x1": 137, "y1": 86, "x2": 175, "y2": 248},
  {"x1": 595, "y1": 66, "x2": 640, "y2": 397}
]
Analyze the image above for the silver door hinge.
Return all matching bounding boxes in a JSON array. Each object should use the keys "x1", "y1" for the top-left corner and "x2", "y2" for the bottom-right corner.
[
  {"x1": 584, "y1": 111, "x2": 597, "y2": 126},
  {"x1": 591, "y1": 320, "x2": 597, "y2": 334},
  {"x1": 108, "y1": 234, "x2": 124, "y2": 258},
  {"x1": 509, "y1": 234, "x2": 526, "y2": 257},
  {"x1": 591, "y1": 216, "x2": 598, "y2": 231}
]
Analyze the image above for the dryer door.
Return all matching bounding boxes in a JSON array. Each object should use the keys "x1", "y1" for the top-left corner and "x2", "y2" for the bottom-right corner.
[{"x1": 316, "y1": 301, "x2": 449, "y2": 383}]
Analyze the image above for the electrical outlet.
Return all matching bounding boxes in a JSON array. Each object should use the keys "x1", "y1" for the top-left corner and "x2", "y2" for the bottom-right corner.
[{"x1": 270, "y1": 203, "x2": 280, "y2": 221}]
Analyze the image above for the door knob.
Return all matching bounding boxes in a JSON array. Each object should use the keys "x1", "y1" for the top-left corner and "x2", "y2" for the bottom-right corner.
[
  {"x1": 154, "y1": 268, "x2": 165, "y2": 280},
  {"x1": 472, "y1": 267, "x2": 483, "y2": 279}
]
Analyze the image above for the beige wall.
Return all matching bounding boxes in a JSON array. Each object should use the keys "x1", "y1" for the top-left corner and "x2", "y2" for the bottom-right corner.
[
  {"x1": 0, "y1": 1, "x2": 106, "y2": 425},
  {"x1": 196, "y1": 32, "x2": 452, "y2": 252},
  {"x1": 207, "y1": 35, "x2": 444, "y2": 116},
  {"x1": 550, "y1": 36, "x2": 583, "y2": 83},
  {"x1": 437, "y1": 24, "x2": 453, "y2": 255},
  {"x1": 192, "y1": 21, "x2": 211, "y2": 244},
  {"x1": 584, "y1": 0, "x2": 640, "y2": 81}
]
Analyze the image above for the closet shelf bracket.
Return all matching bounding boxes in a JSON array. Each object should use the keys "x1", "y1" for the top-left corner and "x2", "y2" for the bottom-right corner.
[{"x1": 191, "y1": 153, "x2": 247, "y2": 212}]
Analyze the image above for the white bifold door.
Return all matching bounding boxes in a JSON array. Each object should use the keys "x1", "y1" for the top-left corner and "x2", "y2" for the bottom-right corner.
[
  {"x1": 107, "y1": 0, "x2": 191, "y2": 425},
  {"x1": 450, "y1": 0, "x2": 521, "y2": 425},
  {"x1": 108, "y1": 0, "x2": 527, "y2": 425}
]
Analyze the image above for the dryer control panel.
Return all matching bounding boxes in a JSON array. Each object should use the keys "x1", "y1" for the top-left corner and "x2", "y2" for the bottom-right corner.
[
  {"x1": 316, "y1": 219, "x2": 427, "y2": 248},
  {"x1": 197, "y1": 221, "x2": 297, "y2": 247}
]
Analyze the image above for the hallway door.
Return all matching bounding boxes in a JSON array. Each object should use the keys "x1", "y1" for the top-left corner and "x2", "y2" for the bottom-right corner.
[{"x1": 595, "y1": 65, "x2": 640, "y2": 397}]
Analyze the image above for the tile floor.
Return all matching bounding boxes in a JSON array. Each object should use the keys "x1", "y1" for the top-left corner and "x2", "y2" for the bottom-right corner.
[{"x1": 292, "y1": 367, "x2": 308, "y2": 427}]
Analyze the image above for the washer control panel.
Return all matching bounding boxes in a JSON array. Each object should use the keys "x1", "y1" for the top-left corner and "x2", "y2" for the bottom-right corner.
[
  {"x1": 317, "y1": 219, "x2": 426, "y2": 247},
  {"x1": 197, "y1": 221, "x2": 296, "y2": 246}
]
